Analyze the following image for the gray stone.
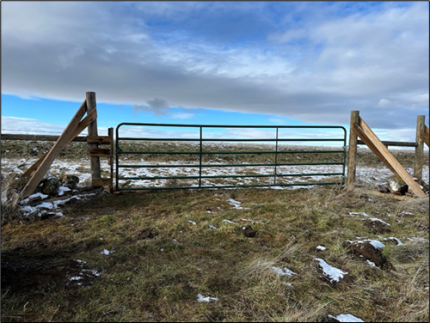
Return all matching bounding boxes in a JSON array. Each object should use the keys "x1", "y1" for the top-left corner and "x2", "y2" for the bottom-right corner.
[
  {"x1": 64, "y1": 175, "x2": 80, "y2": 189},
  {"x1": 41, "y1": 178, "x2": 60, "y2": 196},
  {"x1": 388, "y1": 176, "x2": 408, "y2": 195}
]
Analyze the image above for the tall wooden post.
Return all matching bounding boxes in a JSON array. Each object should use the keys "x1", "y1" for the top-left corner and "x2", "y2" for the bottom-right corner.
[
  {"x1": 109, "y1": 127, "x2": 114, "y2": 193},
  {"x1": 86, "y1": 92, "x2": 101, "y2": 185},
  {"x1": 414, "y1": 115, "x2": 425, "y2": 180},
  {"x1": 347, "y1": 111, "x2": 359, "y2": 188}
]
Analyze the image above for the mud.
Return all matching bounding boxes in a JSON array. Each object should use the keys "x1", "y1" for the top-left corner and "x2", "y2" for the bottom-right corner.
[{"x1": 1, "y1": 253, "x2": 101, "y2": 293}]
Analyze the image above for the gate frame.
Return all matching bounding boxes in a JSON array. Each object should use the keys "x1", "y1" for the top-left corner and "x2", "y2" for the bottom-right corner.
[{"x1": 115, "y1": 123, "x2": 348, "y2": 191}]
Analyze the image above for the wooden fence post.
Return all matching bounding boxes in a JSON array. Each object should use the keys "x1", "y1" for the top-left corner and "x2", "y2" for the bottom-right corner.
[
  {"x1": 414, "y1": 115, "x2": 425, "y2": 180},
  {"x1": 86, "y1": 92, "x2": 102, "y2": 186},
  {"x1": 347, "y1": 111, "x2": 359, "y2": 188},
  {"x1": 20, "y1": 100, "x2": 87, "y2": 198}
]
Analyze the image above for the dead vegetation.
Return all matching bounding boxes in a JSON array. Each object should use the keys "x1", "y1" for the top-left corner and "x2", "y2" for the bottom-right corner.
[
  {"x1": 1, "y1": 183, "x2": 428, "y2": 322},
  {"x1": 1, "y1": 140, "x2": 428, "y2": 322},
  {"x1": 1, "y1": 172, "x2": 22, "y2": 224}
]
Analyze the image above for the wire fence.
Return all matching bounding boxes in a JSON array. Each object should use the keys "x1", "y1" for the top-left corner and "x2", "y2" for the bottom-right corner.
[{"x1": 1, "y1": 129, "x2": 64, "y2": 135}]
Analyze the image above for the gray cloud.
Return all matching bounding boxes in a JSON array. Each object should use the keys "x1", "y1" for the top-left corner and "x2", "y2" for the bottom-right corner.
[
  {"x1": 133, "y1": 98, "x2": 201, "y2": 119},
  {"x1": 1, "y1": 2, "x2": 428, "y2": 134},
  {"x1": 133, "y1": 98, "x2": 170, "y2": 116}
]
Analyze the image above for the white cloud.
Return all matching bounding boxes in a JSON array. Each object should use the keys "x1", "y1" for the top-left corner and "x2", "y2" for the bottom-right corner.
[
  {"x1": 1, "y1": 2, "x2": 428, "y2": 134},
  {"x1": 1, "y1": 116, "x2": 87, "y2": 136},
  {"x1": 412, "y1": 93, "x2": 429, "y2": 103},
  {"x1": 269, "y1": 118, "x2": 286, "y2": 124},
  {"x1": 170, "y1": 113, "x2": 196, "y2": 120},
  {"x1": 377, "y1": 99, "x2": 392, "y2": 108}
]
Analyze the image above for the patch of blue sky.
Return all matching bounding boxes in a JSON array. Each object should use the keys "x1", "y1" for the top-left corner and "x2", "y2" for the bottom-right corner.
[
  {"x1": 333, "y1": 1, "x2": 415, "y2": 17},
  {"x1": 138, "y1": 3, "x2": 277, "y2": 45},
  {"x1": 1, "y1": 94, "x2": 84, "y2": 125},
  {"x1": 2, "y1": 94, "x2": 348, "y2": 148},
  {"x1": 2, "y1": 94, "x2": 322, "y2": 137}
]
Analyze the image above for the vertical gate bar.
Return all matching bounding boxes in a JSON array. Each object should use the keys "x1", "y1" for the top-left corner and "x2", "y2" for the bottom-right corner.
[
  {"x1": 115, "y1": 125, "x2": 119, "y2": 191},
  {"x1": 199, "y1": 126, "x2": 203, "y2": 188},
  {"x1": 342, "y1": 128, "x2": 346, "y2": 185},
  {"x1": 274, "y1": 127, "x2": 279, "y2": 185}
]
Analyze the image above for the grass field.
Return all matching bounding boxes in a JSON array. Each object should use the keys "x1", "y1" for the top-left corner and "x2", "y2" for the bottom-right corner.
[{"x1": 1, "y1": 140, "x2": 429, "y2": 322}]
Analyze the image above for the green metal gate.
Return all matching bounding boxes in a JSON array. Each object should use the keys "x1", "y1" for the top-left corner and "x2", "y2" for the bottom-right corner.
[{"x1": 115, "y1": 123, "x2": 347, "y2": 191}]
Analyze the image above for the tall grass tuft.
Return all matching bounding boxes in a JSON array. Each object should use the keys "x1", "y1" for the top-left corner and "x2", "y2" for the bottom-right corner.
[{"x1": 1, "y1": 173, "x2": 22, "y2": 223}]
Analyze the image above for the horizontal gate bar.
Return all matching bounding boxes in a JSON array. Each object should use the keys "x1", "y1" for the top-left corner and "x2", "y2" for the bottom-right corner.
[
  {"x1": 118, "y1": 162, "x2": 344, "y2": 168},
  {"x1": 116, "y1": 150, "x2": 345, "y2": 155},
  {"x1": 119, "y1": 172, "x2": 344, "y2": 181},
  {"x1": 118, "y1": 137, "x2": 344, "y2": 142},
  {"x1": 116, "y1": 181, "x2": 343, "y2": 190},
  {"x1": 117, "y1": 122, "x2": 346, "y2": 129}
]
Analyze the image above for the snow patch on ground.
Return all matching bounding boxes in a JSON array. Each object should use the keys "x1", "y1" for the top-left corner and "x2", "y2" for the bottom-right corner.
[
  {"x1": 369, "y1": 240, "x2": 385, "y2": 249},
  {"x1": 19, "y1": 192, "x2": 49, "y2": 205},
  {"x1": 384, "y1": 237, "x2": 403, "y2": 245},
  {"x1": 366, "y1": 260, "x2": 379, "y2": 268},
  {"x1": 228, "y1": 198, "x2": 250, "y2": 209},
  {"x1": 223, "y1": 219, "x2": 237, "y2": 224},
  {"x1": 58, "y1": 186, "x2": 71, "y2": 196},
  {"x1": 271, "y1": 266, "x2": 297, "y2": 276},
  {"x1": 197, "y1": 293, "x2": 218, "y2": 302},
  {"x1": 2, "y1": 154, "x2": 428, "y2": 192},
  {"x1": 100, "y1": 249, "x2": 115, "y2": 255},
  {"x1": 315, "y1": 258, "x2": 348, "y2": 283},
  {"x1": 369, "y1": 217, "x2": 390, "y2": 226},
  {"x1": 19, "y1": 193, "x2": 97, "y2": 218},
  {"x1": 348, "y1": 212, "x2": 369, "y2": 217},
  {"x1": 328, "y1": 314, "x2": 365, "y2": 322},
  {"x1": 350, "y1": 239, "x2": 385, "y2": 249}
]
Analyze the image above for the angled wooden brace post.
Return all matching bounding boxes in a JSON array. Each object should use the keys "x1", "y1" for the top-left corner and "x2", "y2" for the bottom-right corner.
[
  {"x1": 352, "y1": 116, "x2": 427, "y2": 198},
  {"x1": 20, "y1": 99, "x2": 96, "y2": 198},
  {"x1": 21, "y1": 109, "x2": 97, "y2": 178}
]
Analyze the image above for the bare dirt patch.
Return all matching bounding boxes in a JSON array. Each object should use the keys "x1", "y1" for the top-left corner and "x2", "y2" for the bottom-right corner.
[
  {"x1": 363, "y1": 218, "x2": 392, "y2": 234},
  {"x1": 342, "y1": 240, "x2": 395, "y2": 270},
  {"x1": 138, "y1": 228, "x2": 158, "y2": 240},
  {"x1": 1, "y1": 255, "x2": 101, "y2": 293}
]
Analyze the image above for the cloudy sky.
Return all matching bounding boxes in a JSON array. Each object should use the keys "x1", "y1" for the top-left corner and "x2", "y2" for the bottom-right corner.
[{"x1": 1, "y1": 1, "x2": 429, "y2": 144}]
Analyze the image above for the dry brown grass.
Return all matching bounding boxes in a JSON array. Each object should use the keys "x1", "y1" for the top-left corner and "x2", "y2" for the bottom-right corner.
[
  {"x1": 1, "y1": 141, "x2": 428, "y2": 322},
  {"x1": 1, "y1": 172, "x2": 22, "y2": 224}
]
